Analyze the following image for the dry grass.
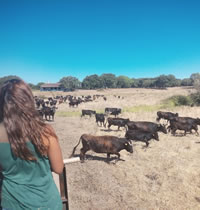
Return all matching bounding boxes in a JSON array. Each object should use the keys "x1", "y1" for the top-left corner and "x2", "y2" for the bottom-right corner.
[{"x1": 38, "y1": 87, "x2": 200, "y2": 210}]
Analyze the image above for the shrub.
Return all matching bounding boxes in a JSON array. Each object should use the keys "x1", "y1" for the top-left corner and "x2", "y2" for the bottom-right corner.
[
  {"x1": 190, "y1": 92, "x2": 200, "y2": 106},
  {"x1": 164, "y1": 95, "x2": 192, "y2": 106}
]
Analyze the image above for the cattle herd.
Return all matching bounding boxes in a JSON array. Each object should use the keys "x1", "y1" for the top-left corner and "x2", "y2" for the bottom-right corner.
[{"x1": 34, "y1": 95, "x2": 200, "y2": 163}]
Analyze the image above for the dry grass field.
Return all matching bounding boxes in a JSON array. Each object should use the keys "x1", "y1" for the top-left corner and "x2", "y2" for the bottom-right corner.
[{"x1": 34, "y1": 87, "x2": 200, "y2": 210}]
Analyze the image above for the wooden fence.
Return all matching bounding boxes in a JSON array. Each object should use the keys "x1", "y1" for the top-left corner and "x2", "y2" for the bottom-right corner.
[{"x1": 57, "y1": 157, "x2": 80, "y2": 210}]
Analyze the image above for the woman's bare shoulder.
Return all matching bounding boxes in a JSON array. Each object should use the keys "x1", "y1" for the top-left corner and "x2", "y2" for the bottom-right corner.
[{"x1": 41, "y1": 124, "x2": 57, "y2": 147}]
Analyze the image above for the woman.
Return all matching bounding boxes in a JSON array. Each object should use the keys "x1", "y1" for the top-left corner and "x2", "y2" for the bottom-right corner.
[{"x1": 0, "y1": 78, "x2": 64, "y2": 210}]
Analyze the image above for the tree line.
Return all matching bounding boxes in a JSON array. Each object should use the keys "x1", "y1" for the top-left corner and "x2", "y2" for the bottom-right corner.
[{"x1": 1, "y1": 73, "x2": 200, "y2": 90}]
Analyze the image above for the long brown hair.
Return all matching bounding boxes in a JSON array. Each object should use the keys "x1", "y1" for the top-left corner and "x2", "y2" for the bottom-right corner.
[{"x1": 0, "y1": 78, "x2": 56, "y2": 161}]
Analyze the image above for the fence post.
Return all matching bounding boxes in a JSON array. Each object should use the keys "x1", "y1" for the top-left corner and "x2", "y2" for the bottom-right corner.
[{"x1": 59, "y1": 166, "x2": 69, "y2": 210}]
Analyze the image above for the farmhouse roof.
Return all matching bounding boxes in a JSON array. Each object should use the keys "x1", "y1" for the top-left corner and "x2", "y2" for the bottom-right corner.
[{"x1": 40, "y1": 83, "x2": 62, "y2": 88}]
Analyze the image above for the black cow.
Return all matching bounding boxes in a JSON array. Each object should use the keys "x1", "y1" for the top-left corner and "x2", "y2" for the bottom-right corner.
[
  {"x1": 168, "y1": 117, "x2": 200, "y2": 135},
  {"x1": 35, "y1": 99, "x2": 40, "y2": 109},
  {"x1": 105, "y1": 107, "x2": 122, "y2": 117},
  {"x1": 168, "y1": 120, "x2": 195, "y2": 136},
  {"x1": 69, "y1": 99, "x2": 80, "y2": 107},
  {"x1": 81, "y1": 109, "x2": 96, "y2": 118},
  {"x1": 35, "y1": 98, "x2": 44, "y2": 109},
  {"x1": 127, "y1": 121, "x2": 167, "y2": 140},
  {"x1": 172, "y1": 116, "x2": 200, "y2": 125},
  {"x1": 110, "y1": 109, "x2": 121, "y2": 117},
  {"x1": 40, "y1": 106, "x2": 57, "y2": 121},
  {"x1": 106, "y1": 117, "x2": 130, "y2": 130},
  {"x1": 125, "y1": 129, "x2": 159, "y2": 147},
  {"x1": 70, "y1": 134, "x2": 133, "y2": 162},
  {"x1": 50, "y1": 100, "x2": 57, "y2": 106},
  {"x1": 156, "y1": 111, "x2": 179, "y2": 122},
  {"x1": 37, "y1": 109, "x2": 44, "y2": 120},
  {"x1": 95, "y1": 113, "x2": 106, "y2": 127}
]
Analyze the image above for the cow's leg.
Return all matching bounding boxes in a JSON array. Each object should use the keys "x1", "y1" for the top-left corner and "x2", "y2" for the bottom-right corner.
[
  {"x1": 154, "y1": 132, "x2": 159, "y2": 141},
  {"x1": 156, "y1": 117, "x2": 160, "y2": 122},
  {"x1": 80, "y1": 148, "x2": 85, "y2": 162},
  {"x1": 80, "y1": 140, "x2": 90, "y2": 162},
  {"x1": 107, "y1": 153, "x2": 111, "y2": 160},
  {"x1": 193, "y1": 126, "x2": 199, "y2": 136},
  {"x1": 171, "y1": 128, "x2": 176, "y2": 136},
  {"x1": 144, "y1": 138, "x2": 149, "y2": 147},
  {"x1": 80, "y1": 147, "x2": 89, "y2": 163},
  {"x1": 167, "y1": 125, "x2": 171, "y2": 133},
  {"x1": 145, "y1": 141, "x2": 149, "y2": 147}
]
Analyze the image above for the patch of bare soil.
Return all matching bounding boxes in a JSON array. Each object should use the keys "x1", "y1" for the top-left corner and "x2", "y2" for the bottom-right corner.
[{"x1": 43, "y1": 87, "x2": 200, "y2": 210}]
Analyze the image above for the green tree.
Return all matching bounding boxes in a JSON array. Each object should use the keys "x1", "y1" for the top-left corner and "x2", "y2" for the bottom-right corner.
[
  {"x1": 142, "y1": 79, "x2": 156, "y2": 88},
  {"x1": 137, "y1": 79, "x2": 146, "y2": 88},
  {"x1": 181, "y1": 78, "x2": 192, "y2": 86},
  {"x1": 116, "y1": 76, "x2": 132, "y2": 88},
  {"x1": 190, "y1": 73, "x2": 200, "y2": 84},
  {"x1": 154, "y1": 75, "x2": 168, "y2": 88},
  {"x1": 100, "y1": 73, "x2": 117, "y2": 88},
  {"x1": 28, "y1": 82, "x2": 45, "y2": 90},
  {"x1": 82, "y1": 74, "x2": 102, "y2": 89},
  {"x1": 131, "y1": 78, "x2": 139, "y2": 87},
  {"x1": 59, "y1": 76, "x2": 81, "y2": 89},
  {"x1": 190, "y1": 73, "x2": 200, "y2": 91},
  {"x1": 165, "y1": 74, "x2": 181, "y2": 87},
  {"x1": 36, "y1": 82, "x2": 45, "y2": 90},
  {"x1": 28, "y1": 83, "x2": 37, "y2": 90}
]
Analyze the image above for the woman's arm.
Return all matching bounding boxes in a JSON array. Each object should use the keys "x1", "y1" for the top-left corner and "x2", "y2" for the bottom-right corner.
[{"x1": 43, "y1": 125, "x2": 64, "y2": 174}]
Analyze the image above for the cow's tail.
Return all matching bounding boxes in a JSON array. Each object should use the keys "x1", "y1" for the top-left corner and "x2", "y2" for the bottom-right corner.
[{"x1": 69, "y1": 136, "x2": 82, "y2": 158}]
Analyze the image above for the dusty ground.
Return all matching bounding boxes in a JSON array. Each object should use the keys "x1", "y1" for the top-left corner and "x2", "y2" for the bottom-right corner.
[{"x1": 35, "y1": 87, "x2": 200, "y2": 210}]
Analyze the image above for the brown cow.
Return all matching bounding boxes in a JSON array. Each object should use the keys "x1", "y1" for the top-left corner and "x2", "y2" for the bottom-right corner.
[{"x1": 70, "y1": 134, "x2": 133, "y2": 162}]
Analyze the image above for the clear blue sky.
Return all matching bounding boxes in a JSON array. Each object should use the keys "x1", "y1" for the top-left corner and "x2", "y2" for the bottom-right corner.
[{"x1": 0, "y1": 0, "x2": 200, "y2": 84}]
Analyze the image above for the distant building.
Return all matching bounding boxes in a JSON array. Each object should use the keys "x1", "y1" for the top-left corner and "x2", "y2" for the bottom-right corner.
[{"x1": 40, "y1": 83, "x2": 63, "y2": 91}]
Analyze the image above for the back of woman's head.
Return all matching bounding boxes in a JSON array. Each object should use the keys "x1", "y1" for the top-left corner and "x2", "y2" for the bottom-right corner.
[
  {"x1": 0, "y1": 78, "x2": 54, "y2": 160},
  {"x1": 0, "y1": 79, "x2": 36, "y2": 121}
]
